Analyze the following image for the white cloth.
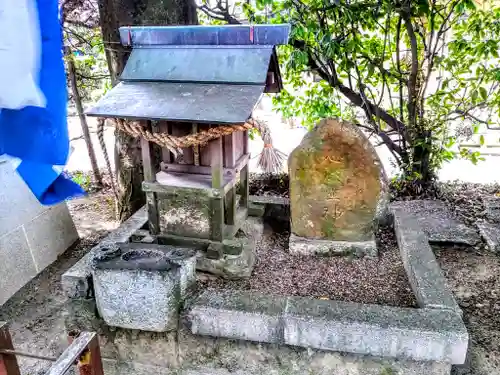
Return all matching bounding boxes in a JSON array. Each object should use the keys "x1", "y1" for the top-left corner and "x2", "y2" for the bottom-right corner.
[{"x1": 0, "y1": 0, "x2": 45, "y2": 109}]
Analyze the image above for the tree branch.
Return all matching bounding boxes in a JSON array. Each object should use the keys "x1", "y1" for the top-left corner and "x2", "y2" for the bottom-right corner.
[
  {"x1": 395, "y1": 16, "x2": 404, "y2": 123},
  {"x1": 198, "y1": 3, "x2": 241, "y2": 24},
  {"x1": 402, "y1": 7, "x2": 419, "y2": 128},
  {"x1": 448, "y1": 109, "x2": 489, "y2": 125}
]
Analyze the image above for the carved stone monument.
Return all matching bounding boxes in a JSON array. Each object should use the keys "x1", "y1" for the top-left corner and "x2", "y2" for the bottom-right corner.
[{"x1": 288, "y1": 118, "x2": 387, "y2": 256}]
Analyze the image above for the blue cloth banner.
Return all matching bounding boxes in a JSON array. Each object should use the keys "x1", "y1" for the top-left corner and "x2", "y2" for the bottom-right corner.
[{"x1": 0, "y1": 0, "x2": 85, "y2": 204}]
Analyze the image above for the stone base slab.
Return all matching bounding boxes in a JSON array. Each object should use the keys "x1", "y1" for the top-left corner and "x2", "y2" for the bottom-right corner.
[
  {"x1": 188, "y1": 290, "x2": 468, "y2": 365},
  {"x1": 63, "y1": 297, "x2": 454, "y2": 375},
  {"x1": 99, "y1": 354, "x2": 451, "y2": 375},
  {"x1": 289, "y1": 234, "x2": 377, "y2": 257}
]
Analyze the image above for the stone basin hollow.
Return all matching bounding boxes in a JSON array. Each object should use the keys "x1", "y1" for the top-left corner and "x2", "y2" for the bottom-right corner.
[{"x1": 121, "y1": 249, "x2": 165, "y2": 263}]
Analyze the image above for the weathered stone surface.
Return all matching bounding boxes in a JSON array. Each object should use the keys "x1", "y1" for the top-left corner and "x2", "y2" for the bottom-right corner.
[
  {"x1": 390, "y1": 200, "x2": 480, "y2": 246},
  {"x1": 238, "y1": 216, "x2": 264, "y2": 244},
  {"x1": 157, "y1": 192, "x2": 211, "y2": 238},
  {"x1": 188, "y1": 290, "x2": 287, "y2": 344},
  {"x1": 478, "y1": 222, "x2": 500, "y2": 252},
  {"x1": 114, "y1": 243, "x2": 198, "y2": 299},
  {"x1": 63, "y1": 294, "x2": 458, "y2": 375},
  {"x1": 289, "y1": 119, "x2": 386, "y2": 243},
  {"x1": 247, "y1": 202, "x2": 265, "y2": 217},
  {"x1": 93, "y1": 267, "x2": 181, "y2": 332},
  {"x1": 248, "y1": 195, "x2": 290, "y2": 232},
  {"x1": 391, "y1": 205, "x2": 462, "y2": 314},
  {"x1": 92, "y1": 245, "x2": 183, "y2": 332},
  {"x1": 196, "y1": 239, "x2": 255, "y2": 279},
  {"x1": 186, "y1": 290, "x2": 468, "y2": 364},
  {"x1": 0, "y1": 228, "x2": 38, "y2": 306},
  {"x1": 289, "y1": 234, "x2": 377, "y2": 257},
  {"x1": 102, "y1": 354, "x2": 451, "y2": 375},
  {"x1": 64, "y1": 297, "x2": 100, "y2": 333},
  {"x1": 284, "y1": 297, "x2": 468, "y2": 364},
  {"x1": 483, "y1": 197, "x2": 500, "y2": 223}
]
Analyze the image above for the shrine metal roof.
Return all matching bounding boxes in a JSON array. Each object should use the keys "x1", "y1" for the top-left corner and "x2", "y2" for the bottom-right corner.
[
  {"x1": 120, "y1": 46, "x2": 274, "y2": 84},
  {"x1": 86, "y1": 82, "x2": 264, "y2": 124},
  {"x1": 86, "y1": 24, "x2": 290, "y2": 124},
  {"x1": 118, "y1": 24, "x2": 290, "y2": 47}
]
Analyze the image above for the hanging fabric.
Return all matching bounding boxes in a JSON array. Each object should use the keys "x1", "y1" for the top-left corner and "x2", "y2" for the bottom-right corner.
[{"x1": 0, "y1": 0, "x2": 85, "y2": 204}]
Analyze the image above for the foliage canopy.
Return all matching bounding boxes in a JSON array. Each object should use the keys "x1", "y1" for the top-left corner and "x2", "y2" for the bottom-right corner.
[{"x1": 201, "y1": 0, "x2": 500, "y2": 185}]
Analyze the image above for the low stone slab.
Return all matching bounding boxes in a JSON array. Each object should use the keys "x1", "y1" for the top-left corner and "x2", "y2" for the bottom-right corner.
[
  {"x1": 289, "y1": 234, "x2": 377, "y2": 257},
  {"x1": 187, "y1": 290, "x2": 468, "y2": 364},
  {"x1": 391, "y1": 205, "x2": 461, "y2": 314},
  {"x1": 248, "y1": 195, "x2": 290, "y2": 229},
  {"x1": 478, "y1": 222, "x2": 500, "y2": 252},
  {"x1": 390, "y1": 200, "x2": 480, "y2": 246},
  {"x1": 284, "y1": 297, "x2": 468, "y2": 364},
  {"x1": 188, "y1": 290, "x2": 286, "y2": 344}
]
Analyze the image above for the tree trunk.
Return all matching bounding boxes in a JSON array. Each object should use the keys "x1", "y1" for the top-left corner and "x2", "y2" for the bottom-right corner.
[
  {"x1": 411, "y1": 131, "x2": 433, "y2": 182},
  {"x1": 67, "y1": 48, "x2": 103, "y2": 188},
  {"x1": 98, "y1": 0, "x2": 198, "y2": 221}
]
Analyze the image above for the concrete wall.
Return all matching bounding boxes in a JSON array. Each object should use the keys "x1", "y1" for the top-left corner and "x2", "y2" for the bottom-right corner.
[{"x1": 0, "y1": 161, "x2": 79, "y2": 306}]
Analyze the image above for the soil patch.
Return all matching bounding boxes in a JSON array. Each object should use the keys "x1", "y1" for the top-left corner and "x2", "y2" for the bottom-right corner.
[
  {"x1": 198, "y1": 225, "x2": 417, "y2": 308},
  {"x1": 67, "y1": 188, "x2": 118, "y2": 237}
]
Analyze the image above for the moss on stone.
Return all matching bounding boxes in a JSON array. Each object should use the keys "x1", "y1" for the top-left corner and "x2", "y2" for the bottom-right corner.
[{"x1": 288, "y1": 118, "x2": 385, "y2": 241}]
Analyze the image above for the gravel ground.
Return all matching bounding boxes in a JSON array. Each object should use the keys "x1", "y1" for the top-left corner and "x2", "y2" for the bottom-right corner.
[
  {"x1": 198, "y1": 225, "x2": 417, "y2": 308},
  {"x1": 435, "y1": 246, "x2": 500, "y2": 375}
]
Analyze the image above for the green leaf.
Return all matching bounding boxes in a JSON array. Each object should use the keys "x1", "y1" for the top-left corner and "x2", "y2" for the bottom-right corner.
[
  {"x1": 367, "y1": 63, "x2": 375, "y2": 77},
  {"x1": 479, "y1": 87, "x2": 488, "y2": 101},
  {"x1": 472, "y1": 90, "x2": 479, "y2": 102},
  {"x1": 480, "y1": 135, "x2": 485, "y2": 146}
]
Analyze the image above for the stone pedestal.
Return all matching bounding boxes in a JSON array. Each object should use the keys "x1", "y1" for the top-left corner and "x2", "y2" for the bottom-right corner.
[
  {"x1": 288, "y1": 119, "x2": 387, "y2": 256},
  {"x1": 92, "y1": 244, "x2": 196, "y2": 332},
  {"x1": 289, "y1": 234, "x2": 377, "y2": 257}
]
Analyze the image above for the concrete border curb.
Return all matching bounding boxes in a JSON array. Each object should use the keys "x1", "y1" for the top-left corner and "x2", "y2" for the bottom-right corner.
[
  {"x1": 187, "y1": 289, "x2": 468, "y2": 364},
  {"x1": 390, "y1": 204, "x2": 462, "y2": 314}
]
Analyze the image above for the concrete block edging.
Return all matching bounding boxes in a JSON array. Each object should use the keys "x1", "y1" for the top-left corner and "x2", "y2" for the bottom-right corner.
[
  {"x1": 188, "y1": 289, "x2": 467, "y2": 364},
  {"x1": 189, "y1": 208, "x2": 468, "y2": 365}
]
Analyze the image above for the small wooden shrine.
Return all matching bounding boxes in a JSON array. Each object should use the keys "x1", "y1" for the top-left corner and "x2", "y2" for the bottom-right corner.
[{"x1": 87, "y1": 24, "x2": 290, "y2": 268}]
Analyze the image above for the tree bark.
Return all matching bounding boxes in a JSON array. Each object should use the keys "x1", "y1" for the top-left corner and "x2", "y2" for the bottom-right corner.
[
  {"x1": 67, "y1": 48, "x2": 103, "y2": 188},
  {"x1": 98, "y1": 0, "x2": 198, "y2": 221}
]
